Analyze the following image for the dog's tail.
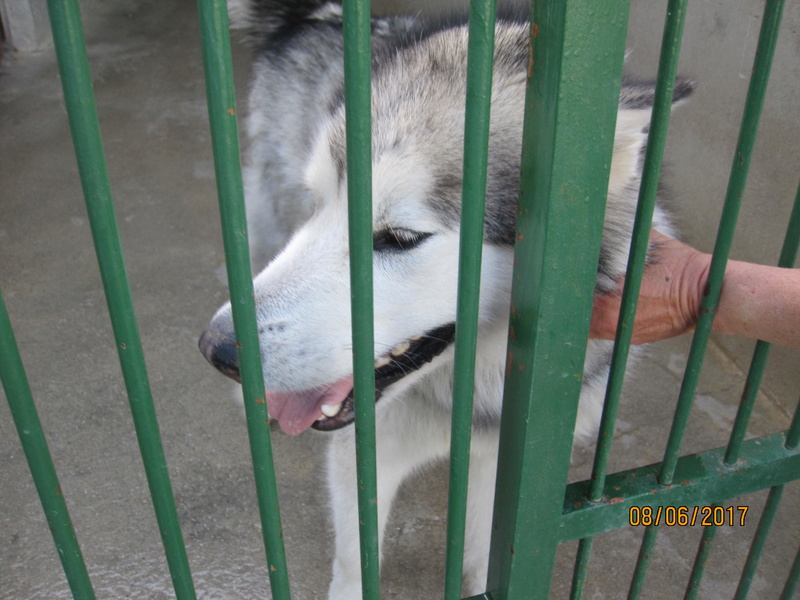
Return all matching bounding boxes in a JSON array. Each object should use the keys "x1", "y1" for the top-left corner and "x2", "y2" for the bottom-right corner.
[{"x1": 228, "y1": 0, "x2": 342, "y2": 45}]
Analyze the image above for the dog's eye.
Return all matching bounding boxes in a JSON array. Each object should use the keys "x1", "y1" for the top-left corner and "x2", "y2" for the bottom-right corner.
[{"x1": 373, "y1": 228, "x2": 432, "y2": 252}]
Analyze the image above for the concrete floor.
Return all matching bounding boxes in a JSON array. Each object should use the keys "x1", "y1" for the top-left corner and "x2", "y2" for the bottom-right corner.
[{"x1": 1, "y1": 1, "x2": 798, "y2": 599}]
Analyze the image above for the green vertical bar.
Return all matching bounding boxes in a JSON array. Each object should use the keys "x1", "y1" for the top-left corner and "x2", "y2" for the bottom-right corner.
[
  {"x1": 724, "y1": 344, "x2": 773, "y2": 464},
  {"x1": 486, "y1": 1, "x2": 629, "y2": 598},
  {"x1": 779, "y1": 545, "x2": 800, "y2": 600},
  {"x1": 780, "y1": 181, "x2": 800, "y2": 267},
  {"x1": 44, "y1": 1, "x2": 196, "y2": 597},
  {"x1": 725, "y1": 180, "x2": 800, "y2": 465},
  {"x1": 734, "y1": 486, "x2": 784, "y2": 600},
  {"x1": 683, "y1": 511, "x2": 720, "y2": 600},
  {"x1": 0, "y1": 289, "x2": 96, "y2": 600},
  {"x1": 444, "y1": 0, "x2": 497, "y2": 598},
  {"x1": 658, "y1": 0, "x2": 786, "y2": 485},
  {"x1": 589, "y1": 0, "x2": 687, "y2": 502},
  {"x1": 569, "y1": 537, "x2": 593, "y2": 600},
  {"x1": 195, "y1": 1, "x2": 292, "y2": 598},
  {"x1": 786, "y1": 397, "x2": 800, "y2": 451},
  {"x1": 341, "y1": 1, "x2": 380, "y2": 598},
  {"x1": 574, "y1": 1, "x2": 688, "y2": 586},
  {"x1": 628, "y1": 525, "x2": 659, "y2": 600}
]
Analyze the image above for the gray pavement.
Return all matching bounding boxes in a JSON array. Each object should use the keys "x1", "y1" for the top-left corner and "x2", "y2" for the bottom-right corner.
[{"x1": 1, "y1": 1, "x2": 798, "y2": 598}]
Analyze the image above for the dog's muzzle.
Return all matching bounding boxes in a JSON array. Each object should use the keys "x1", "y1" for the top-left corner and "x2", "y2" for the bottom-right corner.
[
  {"x1": 311, "y1": 323, "x2": 457, "y2": 431},
  {"x1": 198, "y1": 322, "x2": 456, "y2": 432}
]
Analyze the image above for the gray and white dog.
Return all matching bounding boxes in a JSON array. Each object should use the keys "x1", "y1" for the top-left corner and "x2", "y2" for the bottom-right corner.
[{"x1": 200, "y1": 2, "x2": 691, "y2": 597}]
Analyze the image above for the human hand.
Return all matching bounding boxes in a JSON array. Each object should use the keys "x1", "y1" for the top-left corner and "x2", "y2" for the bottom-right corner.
[{"x1": 590, "y1": 230, "x2": 711, "y2": 345}]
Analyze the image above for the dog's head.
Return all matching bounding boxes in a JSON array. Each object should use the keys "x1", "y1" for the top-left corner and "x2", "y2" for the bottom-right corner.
[
  {"x1": 200, "y1": 23, "x2": 692, "y2": 435},
  {"x1": 199, "y1": 116, "x2": 518, "y2": 434}
]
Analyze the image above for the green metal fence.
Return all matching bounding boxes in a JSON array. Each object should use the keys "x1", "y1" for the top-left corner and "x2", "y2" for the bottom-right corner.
[{"x1": 2, "y1": 0, "x2": 798, "y2": 599}]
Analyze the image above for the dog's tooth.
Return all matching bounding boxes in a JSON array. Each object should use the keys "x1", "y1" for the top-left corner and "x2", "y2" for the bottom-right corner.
[
  {"x1": 317, "y1": 415, "x2": 327, "y2": 421},
  {"x1": 374, "y1": 355, "x2": 391, "y2": 368},
  {"x1": 410, "y1": 335, "x2": 422, "y2": 341},
  {"x1": 321, "y1": 403, "x2": 341, "y2": 418},
  {"x1": 391, "y1": 341, "x2": 411, "y2": 357}
]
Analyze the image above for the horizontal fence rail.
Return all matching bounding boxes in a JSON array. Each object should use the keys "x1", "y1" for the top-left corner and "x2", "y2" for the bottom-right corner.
[{"x1": 561, "y1": 432, "x2": 800, "y2": 541}]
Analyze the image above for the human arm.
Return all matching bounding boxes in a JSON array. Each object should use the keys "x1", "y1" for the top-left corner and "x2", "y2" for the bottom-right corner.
[{"x1": 590, "y1": 230, "x2": 800, "y2": 350}]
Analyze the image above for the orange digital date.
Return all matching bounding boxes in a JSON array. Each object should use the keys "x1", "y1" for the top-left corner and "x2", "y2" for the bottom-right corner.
[{"x1": 629, "y1": 505, "x2": 748, "y2": 527}]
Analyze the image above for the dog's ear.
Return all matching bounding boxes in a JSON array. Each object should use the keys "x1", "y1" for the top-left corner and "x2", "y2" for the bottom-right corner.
[{"x1": 609, "y1": 77, "x2": 694, "y2": 195}]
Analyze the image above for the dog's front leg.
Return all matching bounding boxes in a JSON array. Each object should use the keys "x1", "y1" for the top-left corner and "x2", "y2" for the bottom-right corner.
[
  {"x1": 325, "y1": 427, "x2": 367, "y2": 600},
  {"x1": 326, "y1": 397, "x2": 450, "y2": 600},
  {"x1": 461, "y1": 433, "x2": 500, "y2": 596}
]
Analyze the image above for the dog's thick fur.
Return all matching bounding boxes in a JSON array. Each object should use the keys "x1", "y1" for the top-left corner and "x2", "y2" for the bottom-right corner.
[{"x1": 200, "y1": 2, "x2": 691, "y2": 597}]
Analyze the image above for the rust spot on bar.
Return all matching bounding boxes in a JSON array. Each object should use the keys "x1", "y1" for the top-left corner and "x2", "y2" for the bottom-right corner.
[
  {"x1": 236, "y1": 341, "x2": 243, "y2": 349},
  {"x1": 527, "y1": 46, "x2": 534, "y2": 78},
  {"x1": 527, "y1": 24, "x2": 537, "y2": 78},
  {"x1": 228, "y1": 108, "x2": 236, "y2": 116},
  {"x1": 255, "y1": 397, "x2": 265, "y2": 404},
  {"x1": 608, "y1": 497, "x2": 624, "y2": 504}
]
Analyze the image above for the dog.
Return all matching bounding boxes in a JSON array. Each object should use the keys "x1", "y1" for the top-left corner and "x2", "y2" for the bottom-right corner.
[{"x1": 199, "y1": 2, "x2": 692, "y2": 597}]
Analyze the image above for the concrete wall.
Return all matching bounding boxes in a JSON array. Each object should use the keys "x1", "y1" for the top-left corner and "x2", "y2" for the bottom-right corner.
[{"x1": 0, "y1": 0, "x2": 52, "y2": 52}]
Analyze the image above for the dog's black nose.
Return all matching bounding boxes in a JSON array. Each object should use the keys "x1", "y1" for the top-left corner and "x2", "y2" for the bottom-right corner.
[{"x1": 199, "y1": 329, "x2": 241, "y2": 382}]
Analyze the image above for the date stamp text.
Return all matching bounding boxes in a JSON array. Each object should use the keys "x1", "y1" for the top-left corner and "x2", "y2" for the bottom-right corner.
[{"x1": 629, "y1": 505, "x2": 748, "y2": 527}]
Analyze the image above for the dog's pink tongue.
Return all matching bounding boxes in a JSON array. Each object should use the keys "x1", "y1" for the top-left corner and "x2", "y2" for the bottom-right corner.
[{"x1": 265, "y1": 376, "x2": 354, "y2": 435}]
